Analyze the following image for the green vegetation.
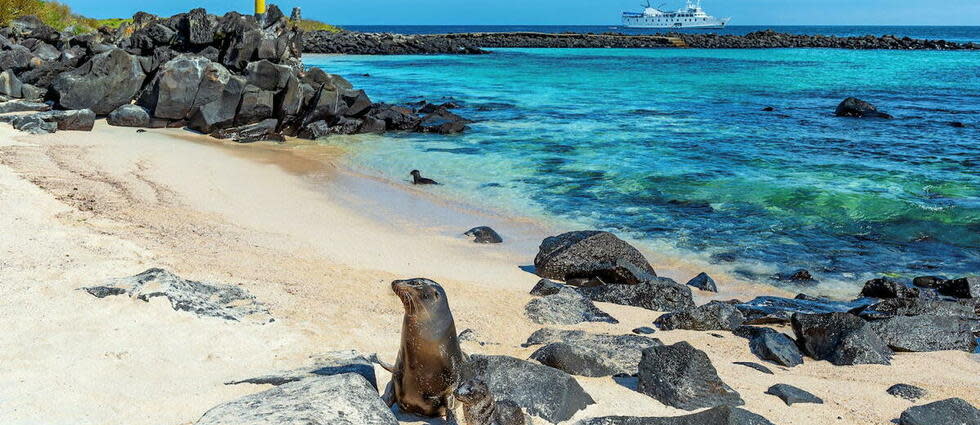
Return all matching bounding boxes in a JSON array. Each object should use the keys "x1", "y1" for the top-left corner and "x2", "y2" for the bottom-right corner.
[
  {"x1": 292, "y1": 18, "x2": 342, "y2": 33},
  {"x1": 0, "y1": 0, "x2": 100, "y2": 33},
  {"x1": 95, "y1": 18, "x2": 132, "y2": 29}
]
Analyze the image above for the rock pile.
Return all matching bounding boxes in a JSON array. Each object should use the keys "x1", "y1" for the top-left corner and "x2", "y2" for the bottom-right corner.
[{"x1": 0, "y1": 7, "x2": 470, "y2": 138}]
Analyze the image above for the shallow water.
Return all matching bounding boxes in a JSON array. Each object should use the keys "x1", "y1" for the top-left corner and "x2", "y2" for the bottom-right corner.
[{"x1": 306, "y1": 48, "x2": 980, "y2": 288}]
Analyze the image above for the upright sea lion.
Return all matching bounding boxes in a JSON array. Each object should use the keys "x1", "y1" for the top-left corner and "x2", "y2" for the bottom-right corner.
[
  {"x1": 383, "y1": 278, "x2": 466, "y2": 418},
  {"x1": 410, "y1": 170, "x2": 440, "y2": 185}
]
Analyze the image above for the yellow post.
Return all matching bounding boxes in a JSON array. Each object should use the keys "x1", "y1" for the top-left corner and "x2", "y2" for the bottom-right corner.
[{"x1": 255, "y1": 0, "x2": 266, "y2": 15}]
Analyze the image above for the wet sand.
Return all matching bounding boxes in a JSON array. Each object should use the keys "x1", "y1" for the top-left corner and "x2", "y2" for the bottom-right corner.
[{"x1": 0, "y1": 121, "x2": 977, "y2": 425}]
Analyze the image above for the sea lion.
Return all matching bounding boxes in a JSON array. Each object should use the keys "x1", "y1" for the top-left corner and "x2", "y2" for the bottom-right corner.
[
  {"x1": 454, "y1": 378, "x2": 528, "y2": 425},
  {"x1": 383, "y1": 278, "x2": 466, "y2": 418},
  {"x1": 411, "y1": 170, "x2": 440, "y2": 185}
]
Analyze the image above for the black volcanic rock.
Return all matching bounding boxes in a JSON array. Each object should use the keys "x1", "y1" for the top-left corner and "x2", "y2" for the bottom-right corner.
[
  {"x1": 765, "y1": 384, "x2": 823, "y2": 406},
  {"x1": 654, "y1": 301, "x2": 745, "y2": 331},
  {"x1": 860, "y1": 277, "x2": 919, "y2": 299},
  {"x1": 524, "y1": 328, "x2": 662, "y2": 377},
  {"x1": 835, "y1": 97, "x2": 893, "y2": 119},
  {"x1": 887, "y1": 384, "x2": 927, "y2": 402},
  {"x1": 868, "y1": 314, "x2": 977, "y2": 352},
  {"x1": 898, "y1": 398, "x2": 980, "y2": 425},
  {"x1": 791, "y1": 312, "x2": 892, "y2": 365},
  {"x1": 577, "y1": 406, "x2": 776, "y2": 425},
  {"x1": 578, "y1": 278, "x2": 695, "y2": 312},
  {"x1": 51, "y1": 48, "x2": 146, "y2": 114},
  {"x1": 533, "y1": 231, "x2": 657, "y2": 284},
  {"x1": 637, "y1": 341, "x2": 744, "y2": 411},
  {"x1": 734, "y1": 326, "x2": 804, "y2": 367},
  {"x1": 686, "y1": 272, "x2": 718, "y2": 292},
  {"x1": 524, "y1": 287, "x2": 618, "y2": 325}
]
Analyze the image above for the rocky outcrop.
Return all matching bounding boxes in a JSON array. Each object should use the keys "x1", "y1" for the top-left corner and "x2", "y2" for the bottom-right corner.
[
  {"x1": 898, "y1": 398, "x2": 980, "y2": 425},
  {"x1": 654, "y1": 301, "x2": 745, "y2": 331},
  {"x1": 524, "y1": 287, "x2": 618, "y2": 325},
  {"x1": 791, "y1": 312, "x2": 892, "y2": 365},
  {"x1": 533, "y1": 231, "x2": 657, "y2": 284},
  {"x1": 196, "y1": 373, "x2": 398, "y2": 425},
  {"x1": 51, "y1": 48, "x2": 146, "y2": 114},
  {"x1": 225, "y1": 350, "x2": 378, "y2": 390},
  {"x1": 461, "y1": 354, "x2": 595, "y2": 423},
  {"x1": 637, "y1": 342, "x2": 744, "y2": 411},
  {"x1": 765, "y1": 384, "x2": 823, "y2": 406},
  {"x1": 577, "y1": 406, "x2": 776, "y2": 425},
  {"x1": 577, "y1": 277, "x2": 695, "y2": 312},
  {"x1": 523, "y1": 328, "x2": 662, "y2": 377},
  {"x1": 82, "y1": 268, "x2": 273, "y2": 323}
]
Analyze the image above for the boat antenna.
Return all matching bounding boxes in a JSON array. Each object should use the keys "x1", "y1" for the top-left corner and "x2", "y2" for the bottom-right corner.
[{"x1": 642, "y1": 0, "x2": 651, "y2": 8}]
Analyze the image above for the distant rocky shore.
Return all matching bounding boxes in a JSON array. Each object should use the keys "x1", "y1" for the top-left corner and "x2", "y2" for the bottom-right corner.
[{"x1": 303, "y1": 29, "x2": 980, "y2": 55}]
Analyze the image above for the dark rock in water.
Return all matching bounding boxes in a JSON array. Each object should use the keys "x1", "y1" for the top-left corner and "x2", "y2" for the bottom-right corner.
[
  {"x1": 210, "y1": 118, "x2": 283, "y2": 143},
  {"x1": 791, "y1": 312, "x2": 892, "y2": 365},
  {"x1": 464, "y1": 226, "x2": 503, "y2": 244},
  {"x1": 762, "y1": 106, "x2": 775, "y2": 112},
  {"x1": 734, "y1": 326, "x2": 804, "y2": 367},
  {"x1": 860, "y1": 277, "x2": 920, "y2": 299},
  {"x1": 934, "y1": 276, "x2": 979, "y2": 299},
  {"x1": 949, "y1": 121, "x2": 967, "y2": 128},
  {"x1": 868, "y1": 315, "x2": 977, "y2": 352},
  {"x1": 225, "y1": 350, "x2": 378, "y2": 390},
  {"x1": 524, "y1": 328, "x2": 662, "y2": 377},
  {"x1": 577, "y1": 406, "x2": 776, "y2": 425},
  {"x1": 524, "y1": 287, "x2": 618, "y2": 325},
  {"x1": 461, "y1": 354, "x2": 595, "y2": 423},
  {"x1": 82, "y1": 268, "x2": 272, "y2": 323},
  {"x1": 736, "y1": 296, "x2": 875, "y2": 325},
  {"x1": 686, "y1": 272, "x2": 718, "y2": 292},
  {"x1": 887, "y1": 384, "x2": 927, "y2": 402},
  {"x1": 369, "y1": 104, "x2": 420, "y2": 131},
  {"x1": 835, "y1": 97, "x2": 893, "y2": 119},
  {"x1": 632, "y1": 326, "x2": 656, "y2": 335},
  {"x1": 0, "y1": 100, "x2": 51, "y2": 114},
  {"x1": 533, "y1": 231, "x2": 657, "y2": 284},
  {"x1": 139, "y1": 55, "x2": 231, "y2": 121},
  {"x1": 529, "y1": 279, "x2": 564, "y2": 296},
  {"x1": 637, "y1": 341, "x2": 744, "y2": 411},
  {"x1": 418, "y1": 108, "x2": 469, "y2": 134},
  {"x1": 732, "y1": 362, "x2": 773, "y2": 375},
  {"x1": 342, "y1": 89, "x2": 373, "y2": 117},
  {"x1": 51, "y1": 48, "x2": 146, "y2": 115},
  {"x1": 196, "y1": 373, "x2": 398, "y2": 425},
  {"x1": 772, "y1": 269, "x2": 818, "y2": 284},
  {"x1": 107, "y1": 104, "x2": 151, "y2": 127},
  {"x1": 765, "y1": 384, "x2": 823, "y2": 406},
  {"x1": 578, "y1": 277, "x2": 695, "y2": 312},
  {"x1": 912, "y1": 275, "x2": 948, "y2": 289},
  {"x1": 898, "y1": 398, "x2": 980, "y2": 425},
  {"x1": 654, "y1": 301, "x2": 745, "y2": 331}
]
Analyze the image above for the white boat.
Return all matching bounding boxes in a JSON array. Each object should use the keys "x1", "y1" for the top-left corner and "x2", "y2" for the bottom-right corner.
[{"x1": 622, "y1": 0, "x2": 731, "y2": 29}]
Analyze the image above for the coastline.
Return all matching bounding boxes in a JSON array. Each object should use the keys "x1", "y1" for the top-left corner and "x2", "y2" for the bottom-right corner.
[{"x1": 2, "y1": 120, "x2": 977, "y2": 424}]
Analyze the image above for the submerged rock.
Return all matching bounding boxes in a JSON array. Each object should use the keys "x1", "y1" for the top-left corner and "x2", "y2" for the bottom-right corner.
[
  {"x1": 577, "y1": 406, "x2": 776, "y2": 425},
  {"x1": 637, "y1": 341, "x2": 744, "y2": 411},
  {"x1": 461, "y1": 354, "x2": 595, "y2": 423},
  {"x1": 765, "y1": 384, "x2": 823, "y2": 406},
  {"x1": 898, "y1": 398, "x2": 980, "y2": 425},
  {"x1": 578, "y1": 278, "x2": 695, "y2": 313},
  {"x1": 887, "y1": 384, "x2": 927, "y2": 402},
  {"x1": 196, "y1": 373, "x2": 397, "y2": 425},
  {"x1": 464, "y1": 226, "x2": 503, "y2": 244},
  {"x1": 82, "y1": 268, "x2": 272, "y2": 323},
  {"x1": 533, "y1": 230, "x2": 657, "y2": 284},
  {"x1": 524, "y1": 328, "x2": 662, "y2": 377},
  {"x1": 524, "y1": 287, "x2": 618, "y2": 325},
  {"x1": 654, "y1": 301, "x2": 745, "y2": 331},
  {"x1": 791, "y1": 312, "x2": 892, "y2": 365},
  {"x1": 835, "y1": 97, "x2": 893, "y2": 119}
]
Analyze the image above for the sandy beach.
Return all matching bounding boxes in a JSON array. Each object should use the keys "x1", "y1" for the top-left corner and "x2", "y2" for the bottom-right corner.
[{"x1": 0, "y1": 120, "x2": 977, "y2": 425}]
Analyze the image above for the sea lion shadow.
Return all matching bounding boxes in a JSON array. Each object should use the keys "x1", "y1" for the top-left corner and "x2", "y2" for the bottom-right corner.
[
  {"x1": 613, "y1": 376, "x2": 639, "y2": 391},
  {"x1": 391, "y1": 405, "x2": 451, "y2": 424},
  {"x1": 518, "y1": 265, "x2": 537, "y2": 274}
]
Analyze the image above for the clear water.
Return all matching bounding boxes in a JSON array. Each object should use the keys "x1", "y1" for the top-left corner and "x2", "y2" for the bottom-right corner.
[
  {"x1": 305, "y1": 48, "x2": 980, "y2": 286},
  {"x1": 340, "y1": 25, "x2": 980, "y2": 44}
]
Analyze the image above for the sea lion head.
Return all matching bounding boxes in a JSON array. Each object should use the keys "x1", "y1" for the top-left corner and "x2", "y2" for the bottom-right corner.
[
  {"x1": 454, "y1": 378, "x2": 491, "y2": 405},
  {"x1": 392, "y1": 278, "x2": 450, "y2": 317},
  {"x1": 410, "y1": 170, "x2": 422, "y2": 178}
]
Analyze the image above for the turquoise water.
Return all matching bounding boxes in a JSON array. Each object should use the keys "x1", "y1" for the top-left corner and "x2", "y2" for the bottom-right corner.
[{"x1": 306, "y1": 48, "x2": 980, "y2": 286}]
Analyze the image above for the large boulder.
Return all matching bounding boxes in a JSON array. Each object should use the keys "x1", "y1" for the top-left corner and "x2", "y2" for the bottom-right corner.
[
  {"x1": 244, "y1": 59, "x2": 292, "y2": 91},
  {"x1": 637, "y1": 342, "x2": 744, "y2": 411},
  {"x1": 935, "y1": 276, "x2": 979, "y2": 299},
  {"x1": 7, "y1": 16, "x2": 61, "y2": 43},
  {"x1": 686, "y1": 272, "x2": 718, "y2": 292},
  {"x1": 790, "y1": 312, "x2": 892, "y2": 365},
  {"x1": 524, "y1": 328, "x2": 662, "y2": 377},
  {"x1": 196, "y1": 373, "x2": 398, "y2": 425},
  {"x1": 236, "y1": 85, "x2": 276, "y2": 125},
  {"x1": 577, "y1": 278, "x2": 695, "y2": 312},
  {"x1": 860, "y1": 278, "x2": 919, "y2": 299},
  {"x1": 853, "y1": 298, "x2": 978, "y2": 321},
  {"x1": 524, "y1": 287, "x2": 618, "y2": 325},
  {"x1": 534, "y1": 231, "x2": 657, "y2": 283},
  {"x1": 898, "y1": 398, "x2": 980, "y2": 425},
  {"x1": 0, "y1": 45, "x2": 35, "y2": 72},
  {"x1": 34, "y1": 109, "x2": 96, "y2": 131},
  {"x1": 576, "y1": 406, "x2": 776, "y2": 425},
  {"x1": 106, "y1": 104, "x2": 151, "y2": 127},
  {"x1": 51, "y1": 49, "x2": 146, "y2": 115},
  {"x1": 835, "y1": 97, "x2": 893, "y2": 118},
  {"x1": 0, "y1": 70, "x2": 23, "y2": 97},
  {"x1": 868, "y1": 315, "x2": 977, "y2": 352},
  {"x1": 733, "y1": 326, "x2": 803, "y2": 367},
  {"x1": 138, "y1": 55, "x2": 231, "y2": 120},
  {"x1": 188, "y1": 75, "x2": 247, "y2": 133},
  {"x1": 654, "y1": 301, "x2": 745, "y2": 331},
  {"x1": 461, "y1": 354, "x2": 595, "y2": 423},
  {"x1": 176, "y1": 8, "x2": 218, "y2": 46},
  {"x1": 82, "y1": 268, "x2": 272, "y2": 323}
]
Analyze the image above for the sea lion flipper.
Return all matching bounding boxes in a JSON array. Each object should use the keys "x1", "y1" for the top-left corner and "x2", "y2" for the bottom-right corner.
[
  {"x1": 381, "y1": 381, "x2": 396, "y2": 407},
  {"x1": 370, "y1": 352, "x2": 397, "y2": 373}
]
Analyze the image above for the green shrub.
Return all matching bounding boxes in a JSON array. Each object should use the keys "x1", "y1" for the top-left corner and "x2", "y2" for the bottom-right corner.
[{"x1": 292, "y1": 18, "x2": 342, "y2": 33}]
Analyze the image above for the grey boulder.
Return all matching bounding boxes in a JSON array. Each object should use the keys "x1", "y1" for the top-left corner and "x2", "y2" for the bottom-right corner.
[
  {"x1": 188, "y1": 75, "x2": 247, "y2": 133},
  {"x1": 898, "y1": 398, "x2": 980, "y2": 425},
  {"x1": 225, "y1": 350, "x2": 378, "y2": 390},
  {"x1": 106, "y1": 104, "x2": 151, "y2": 127},
  {"x1": 524, "y1": 287, "x2": 618, "y2": 325},
  {"x1": 534, "y1": 230, "x2": 657, "y2": 284},
  {"x1": 529, "y1": 279, "x2": 565, "y2": 296},
  {"x1": 654, "y1": 301, "x2": 745, "y2": 331},
  {"x1": 461, "y1": 354, "x2": 595, "y2": 423},
  {"x1": 637, "y1": 341, "x2": 744, "y2": 411},
  {"x1": 51, "y1": 48, "x2": 146, "y2": 115},
  {"x1": 0, "y1": 70, "x2": 23, "y2": 98},
  {"x1": 524, "y1": 328, "x2": 662, "y2": 377},
  {"x1": 82, "y1": 268, "x2": 272, "y2": 323},
  {"x1": 868, "y1": 315, "x2": 978, "y2": 352},
  {"x1": 791, "y1": 312, "x2": 892, "y2": 365},
  {"x1": 139, "y1": 55, "x2": 231, "y2": 120},
  {"x1": 765, "y1": 384, "x2": 823, "y2": 406},
  {"x1": 196, "y1": 373, "x2": 397, "y2": 425},
  {"x1": 686, "y1": 272, "x2": 718, "y2": 292},
  {"x1": 733, "y1": 326, "x2": 804, "y2": 367},
  {"x1": 577, "y1": 277, "x2": 695, "y2": 312},
  {"x1": 0, "y1": 100, "x2": 51, "y2": 114}
]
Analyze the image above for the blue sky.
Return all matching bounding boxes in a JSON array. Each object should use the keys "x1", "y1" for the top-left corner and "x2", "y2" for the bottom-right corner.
[{"x1": 67, "y1": 0, "x2": 980, "y2": 25}]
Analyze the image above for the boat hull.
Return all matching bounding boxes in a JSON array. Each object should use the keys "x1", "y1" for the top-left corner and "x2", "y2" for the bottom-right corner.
[{"x1": 623, "y1": 23, "x2": 728, "y2": 29}]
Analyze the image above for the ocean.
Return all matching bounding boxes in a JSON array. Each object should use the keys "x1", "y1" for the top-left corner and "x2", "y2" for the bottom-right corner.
[
  {"x1": 305, "y1": 40, "x2": 980, "y2": 290},
  {"x1": 340, "y1": 25, "x2": 980, "y2": 44}
]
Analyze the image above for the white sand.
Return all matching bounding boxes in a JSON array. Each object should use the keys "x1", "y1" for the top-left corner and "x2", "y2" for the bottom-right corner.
[{"x1": 0, "y1": 122, "x2": 977, "y2": 425}]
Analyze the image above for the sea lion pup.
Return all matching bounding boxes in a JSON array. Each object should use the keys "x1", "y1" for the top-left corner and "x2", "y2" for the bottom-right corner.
[
  {"x1": 382, "y1": 278, "x2": 466, "y2": 419},
  {"x1": 411, "y1": 169, "x2": 440, "y2": 185},
  {"x1": 454, "y1": 378, "x2": 528, "y2": 425}
]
